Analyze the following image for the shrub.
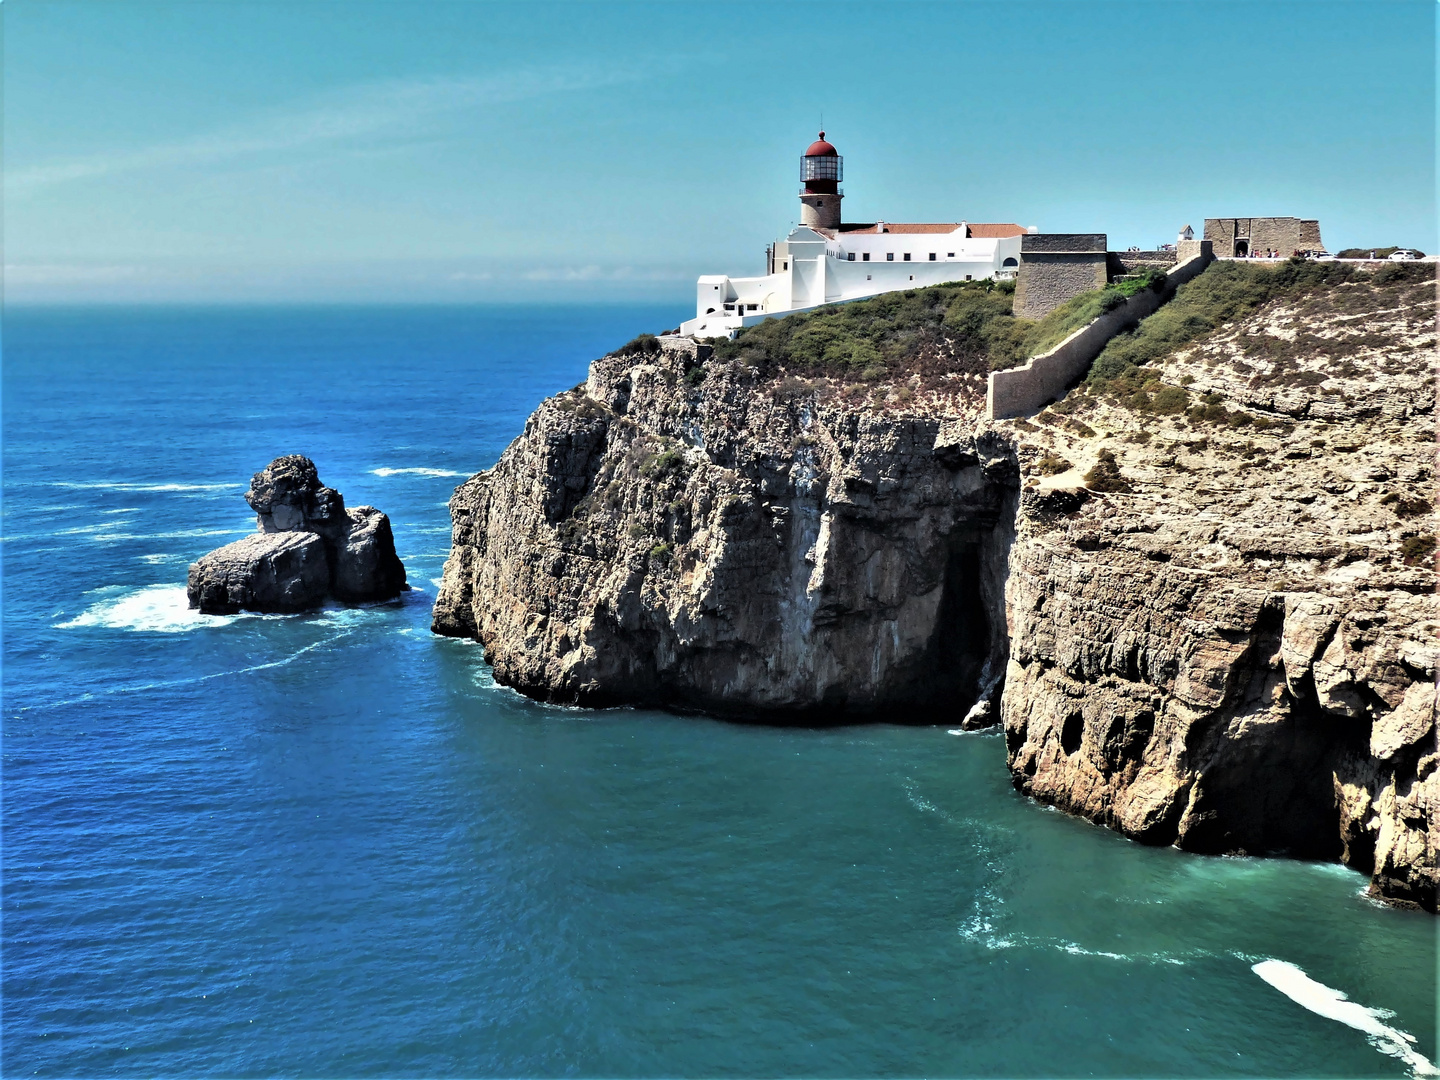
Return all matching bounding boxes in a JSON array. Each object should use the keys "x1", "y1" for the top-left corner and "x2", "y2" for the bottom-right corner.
[
  {"x1": 648, "y1": 542, "x2": 673, "y2": 566},
  {"x1": 683, "y1": 363, "x2": 707, "y2": 386},
  {"x1": 1401, "y1": 535, "x2": 1435, "y2": 566},
  {"x1": 641, "y1": 448, "x2": 690, "y2": 481},
  {"x1": 1150, "y1": 386, "x2": 1190, "y2": 414},
  {"x1": 1036, "y1": 453, "x2": 1072, "y2": 476},
  {"x1": 616, "y1": 333, "x2": 662, "y2": 357},
  {"x1": 1084, "y1": 448, "x2": 1132, "y2": 493}
]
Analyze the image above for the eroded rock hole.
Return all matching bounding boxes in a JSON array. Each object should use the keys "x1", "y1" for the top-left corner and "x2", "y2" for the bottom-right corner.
[{"x1": 1060, "y1": 711, "x2": 1084, "y2": 756}]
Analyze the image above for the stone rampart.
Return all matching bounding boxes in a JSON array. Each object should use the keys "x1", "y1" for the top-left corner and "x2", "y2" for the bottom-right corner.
[
  {"x1": 987, "y1": 243, "x2": 1214, "y2": 420},
  {"x1": 1205, "y1": 217, "x2": 1324, "y2": 257},
  {"x1": 1108, "y1": 251, "x2": 1178, "y2": 276},
  {"x1": 1014, "y1": 234, "x2": 1109, "y2": 319}
]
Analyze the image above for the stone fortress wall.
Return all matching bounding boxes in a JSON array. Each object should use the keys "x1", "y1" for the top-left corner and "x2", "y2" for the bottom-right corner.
[
  {"x1": 1012, "y1": 233, "x2": 1109, "y2": 319},
  {"x1": 988, "y1": 240, "x2": 1215, "y2": 420},
  {"x1": 1205, "y1": 217, "x2": 1323, "y2": 257},
  {"x1": 1108, "y1": 249, "x2": 1178, "y2": 276}
]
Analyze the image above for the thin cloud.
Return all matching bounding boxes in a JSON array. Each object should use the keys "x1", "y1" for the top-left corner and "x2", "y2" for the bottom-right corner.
[
  {"x1": 7, "y1": 63, "x2": 660, "y2": 194},
  {"x1": 518, "y1": 265, "x2": 690, "y2": 282}
]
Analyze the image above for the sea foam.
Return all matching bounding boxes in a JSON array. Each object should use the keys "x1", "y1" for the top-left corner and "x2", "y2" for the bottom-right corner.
[
  {"x1": 371, "y1": 467, "x2": 467, "y2": 478},
  {"x1": 1252, "y1": 959, "x2": 1436, "y2": 1076},
  {"x1": 48, "y1": 481, "x2": 240, "y2": 493},
  {"x1": 58, "y1": 585, "x2": 239, "y2": 633}
]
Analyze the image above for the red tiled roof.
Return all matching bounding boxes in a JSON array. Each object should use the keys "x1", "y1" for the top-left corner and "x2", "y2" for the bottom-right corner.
[
  {"x1": 839, "y1": 223, "x2": 963, "y2": 235},
  {"x1": 966, "y1": 223, "x2": 1028, "y2": 238},
  {"x1": 834, "y1": 222, "x2": 1028, "y2": 237}
]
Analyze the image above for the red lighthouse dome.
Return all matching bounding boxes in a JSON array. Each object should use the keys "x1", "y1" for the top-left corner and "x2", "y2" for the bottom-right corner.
[
  {"x1": 805, "y1": 132, "x2": 838, "y2": 157},
  {"x1": 800, "y1": 130, "x2": 842, "y2": 196}
]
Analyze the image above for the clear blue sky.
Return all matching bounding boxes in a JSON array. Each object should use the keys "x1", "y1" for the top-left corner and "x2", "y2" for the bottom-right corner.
[{"x1": 5, "y1": 1, "x2": 1434, "y2": 303}]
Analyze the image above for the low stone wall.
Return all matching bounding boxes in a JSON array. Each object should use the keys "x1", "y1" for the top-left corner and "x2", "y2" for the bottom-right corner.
[
  {"x1": 1108, "y1": 251, "x2": 1178, "y2": 276},
  {"x1": 987, "y1": 244, "x2": 1214, "y2": 420}
]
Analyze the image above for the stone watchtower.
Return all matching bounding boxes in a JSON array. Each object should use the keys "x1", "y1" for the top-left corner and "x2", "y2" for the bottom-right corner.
[{"x1": 799, "y1": 132, "x2": 843, "y2": 229}]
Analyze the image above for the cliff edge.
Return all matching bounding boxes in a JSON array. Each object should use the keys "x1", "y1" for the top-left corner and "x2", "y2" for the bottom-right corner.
[{"x1": 433, "y1": 265, "x2": 1436, "y2": 909}]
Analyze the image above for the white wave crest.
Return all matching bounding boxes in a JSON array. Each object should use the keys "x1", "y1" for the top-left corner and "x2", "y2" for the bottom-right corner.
[
  {"x1": 371, "y1": 467, "x2": 467, "y2": 478},
  {"x1": 49, "y1": 481, "x2": 240, "y2": 493},
  {"x1": 1252, "y1": 959, "x2": 1436, "y2": 1077},
  {"x1": 58, "y1": 585, "x2": 239, "y2": 633},
  {"x1": 20, "y1": 631, "x2": 355, "y2": 712}
]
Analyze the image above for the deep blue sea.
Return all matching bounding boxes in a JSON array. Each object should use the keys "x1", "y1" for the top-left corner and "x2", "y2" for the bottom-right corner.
[{"x1": 3, "y1": 305, "x2": 1435, "y2": 1078}]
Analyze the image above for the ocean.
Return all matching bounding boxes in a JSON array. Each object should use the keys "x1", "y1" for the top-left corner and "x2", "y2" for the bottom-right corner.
[{"x1": 3, "y1": 305, "x2": 1435, "y2": 1078}]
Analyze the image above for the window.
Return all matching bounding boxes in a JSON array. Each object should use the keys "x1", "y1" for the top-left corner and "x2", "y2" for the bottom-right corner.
[
  {"x1": 904, "y1": 253, "x2": 911, "y2": 261},
  {"x1": 705, "y1": 307, "x2": 715, "y2": 314},
  {"x1": 862, "y1": 252, "x2": 870, "y2": 262},
  {"x1": 746, "y1": 304, "x2": 758, "y2": 312},
  {"x1": 782, "y1": 261, "x2": 788, "y2": 270},
  {"x1": 909, "y1": 275, "x2": 914, "y2": 281},
  {"x1": 947, "y1": 252, "x2": 955, "y2": 258},
  {"x1": 965, "y1": 275, "x2": 972, "y2": 281},
  {"x1": 847, "y1": 252, "x2": 855, "y2": 261},
  {"x1": 1002, "y1": 257, "x2": 1018, "y2": 267},
  {"x1": 929, "y1": 253, "x2": 936, "y2": 261},
  {"x1": 723, "y1": 304, "x2": 735, "y2": 311},
  {"x1": 886, "y1": 252, "x2": 894, "y2": 261},
  {"x1": 866, "y1": 275, "x2": 871, "y2": 281}
]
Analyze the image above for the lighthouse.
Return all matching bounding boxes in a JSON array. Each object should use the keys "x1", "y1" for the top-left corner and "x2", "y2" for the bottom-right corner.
[
  {"x1": 799, "y1": 131, "x2": 843, "y2": 229},
  {"x1": 677, "y1": 131, "x2": 1029, "y2": 338}
]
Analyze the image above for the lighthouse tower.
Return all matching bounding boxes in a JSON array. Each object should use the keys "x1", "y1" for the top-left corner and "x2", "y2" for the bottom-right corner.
[{"x1": 799, "y1": 131, "x2": 843, "y2": 229}]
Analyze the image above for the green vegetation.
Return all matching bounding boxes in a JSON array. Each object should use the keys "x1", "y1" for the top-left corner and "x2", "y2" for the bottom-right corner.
[
  {"x1": 706, "y1": 278, "x2": 1159, "y2": 386},
  {"x1": 1336, "y1": 247, "x2": 1425, "y2": 259},
  {"x1": 1401, "y1": 535, "x2": 1435, "y2": 566},
  {"x1": 648, "y1": 542, "x2": 673, "y2": 566},
  {"x1": 1084, "y1": 449, "x2": 1132, "y2": 493},
  {"x1": 640, "y1": 447, "x2": 690, "y2": 482},
  {"x1": 1082, "y1": 259, "x2": 1428, "y2": 432},
  {"x1": 1035, "y1": 453, "x2": 1072, "y2": 476},
  {"x1": 616, "y1": 333, "x2": 662, "y2": 358}
]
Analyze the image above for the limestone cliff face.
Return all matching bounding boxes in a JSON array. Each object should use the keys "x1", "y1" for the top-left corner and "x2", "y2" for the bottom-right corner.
[
  {"x1": 999, "y1": 267, "x2": 1436, "y2": 910},
  {"x1": 433, "y1": 340, "x2": 1017, "y2": 722},
  {"x1": 434, "y1": 267, "x2": 1435, "y2": 909}
]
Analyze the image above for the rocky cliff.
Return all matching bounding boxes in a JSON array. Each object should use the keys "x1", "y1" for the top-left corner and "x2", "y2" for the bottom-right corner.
[
  {"x1": 433, "y1": 335, "x2": 1017, "y2": 721},
  {"x1": 433, "y1": 265, "x2": 1436, "y2": 909}
]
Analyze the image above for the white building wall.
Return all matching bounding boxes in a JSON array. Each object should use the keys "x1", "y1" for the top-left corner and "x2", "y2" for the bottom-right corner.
[{"x1": 679, "y1": 226, "x2": 1027, "y2": 338}]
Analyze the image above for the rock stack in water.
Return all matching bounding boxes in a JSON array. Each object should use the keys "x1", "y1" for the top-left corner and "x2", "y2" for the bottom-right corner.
[{"x1": 188, "y1": 456, "x2": 407, "y2": 614}]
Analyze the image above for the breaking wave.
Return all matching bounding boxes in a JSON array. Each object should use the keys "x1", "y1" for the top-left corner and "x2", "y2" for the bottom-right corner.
[
  {"x1": 371, "y1": 467, "x2": 467, "y2": 478},
  {"x1": 57, "y1": 585, "x2": 240, "y2": 633},
  {"x1": 1252, "y1": 959, "x2": 1436, "y2": 1077},
  {"x1": 47, "y1": 481, "x2": 240, "y2": 493}
]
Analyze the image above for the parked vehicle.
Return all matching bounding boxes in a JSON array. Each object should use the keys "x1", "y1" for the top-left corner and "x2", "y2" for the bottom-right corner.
[{"x1": 1388, "y1": 249, "x2": 1422, "y2": 261}]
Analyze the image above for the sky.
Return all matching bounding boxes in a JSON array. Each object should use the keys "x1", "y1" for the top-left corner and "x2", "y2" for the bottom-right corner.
[{"x1": 5, "y1": 0, "x2": 1435, "y2": 304}]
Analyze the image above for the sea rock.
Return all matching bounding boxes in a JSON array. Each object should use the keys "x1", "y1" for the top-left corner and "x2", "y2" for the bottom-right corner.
[
  {"x1": 187, "y1": 532, "x2": 330, "y2": 614},
  {"x1": 188, "y1": 456, "x2": 407, "y2": 613},
  {"x1": 333, "y1": 506, "x2": 408, "y2": 601},
  {"x1": 433, "y1": 265, "x2": 1436, "y2": 910},
  {"x1": 245, "y1": 454, "x2": 349, "y2": 543}
]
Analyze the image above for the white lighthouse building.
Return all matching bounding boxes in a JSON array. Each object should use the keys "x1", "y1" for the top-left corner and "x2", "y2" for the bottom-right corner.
[{"x1": 680, "y1": 132, "x2": 1031, "y2": 338}]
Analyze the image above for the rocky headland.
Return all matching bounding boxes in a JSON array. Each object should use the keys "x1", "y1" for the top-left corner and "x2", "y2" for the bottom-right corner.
[
  {"x1": 431, "y1": 262, "x2": 1436, "y2": 910},
  {"x1": 189, "y1": 455, "x2": 407, "y2": 613}
]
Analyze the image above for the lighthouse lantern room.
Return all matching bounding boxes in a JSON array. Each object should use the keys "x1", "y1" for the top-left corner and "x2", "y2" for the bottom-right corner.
[{"x1": 800, "y1": 132, "x2": 843, "y2": 230}]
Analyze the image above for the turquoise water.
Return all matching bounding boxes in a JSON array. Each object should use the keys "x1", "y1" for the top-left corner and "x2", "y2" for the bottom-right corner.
[{"x1": 4, "y1": 307, "x2": 1435, "y2": 1077}]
